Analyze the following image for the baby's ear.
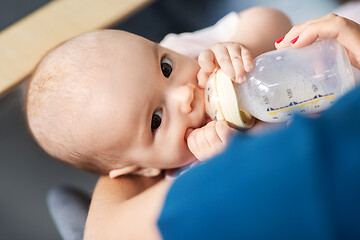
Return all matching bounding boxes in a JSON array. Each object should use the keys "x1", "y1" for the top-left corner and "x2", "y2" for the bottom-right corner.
[
  {"x1": 109, "y1": 166, "x2": 161, "y2": 178},
  {"x1": 132, "y1": 168, "x2": 161, "y2": 177},
  {"x1": 109, "y1": 165, "x2": 139, "y2": 178}
]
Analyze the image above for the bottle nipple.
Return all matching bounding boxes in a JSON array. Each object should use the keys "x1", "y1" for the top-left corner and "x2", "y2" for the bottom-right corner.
[{"x1": 204, "y1": 70, "x2": 255, "y2": 129}]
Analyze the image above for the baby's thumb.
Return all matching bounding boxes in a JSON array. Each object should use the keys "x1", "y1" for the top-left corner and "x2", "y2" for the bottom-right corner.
[{"x1": 197, "y1": 69, "x2": 211, "y2": 88}]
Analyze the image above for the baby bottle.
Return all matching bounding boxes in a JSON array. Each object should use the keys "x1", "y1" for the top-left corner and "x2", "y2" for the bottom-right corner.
[{"x1": 205, "y1": 38, "x2": 355, "y2": 129}]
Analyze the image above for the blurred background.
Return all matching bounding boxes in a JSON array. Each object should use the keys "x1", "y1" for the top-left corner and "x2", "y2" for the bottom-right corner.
[{"x1": 0, "y1": 0, "x2": 345, "y2": 239}]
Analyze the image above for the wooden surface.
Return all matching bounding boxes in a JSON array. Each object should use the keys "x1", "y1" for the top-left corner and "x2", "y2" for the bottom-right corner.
[{"x1": 0, "y1": 0, "x2": 153, "y2": 97}]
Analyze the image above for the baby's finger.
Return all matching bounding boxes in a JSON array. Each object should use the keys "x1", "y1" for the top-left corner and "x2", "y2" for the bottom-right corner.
[
  {"x1": 198, "y1": 49, "x2": 217, "y2": 73},
  {"x1": 215, "y1": 120, "x2": 236, "y2": 145},
  {"x1": 193, "y1": 128, "x2": 212, "y2": 159},
  {"x1": 241, "y1": 46, "x2": 254, "y2": 73},
  {"x1": 197, "y1": 69, "x2": 211, "y2": 89},
  {"x1": 210, "y1": 43, "x2": 235, "y2": 79},
  {"x1": 187, "y1": 128, "x2": 212, "y2": 160},
  {"x1": 227, "y1": 44, "x2": 245, "y2": 83},
  {"x1": 204, "y1": 121, "x2": 222, "y2": 146},
  {"x1": 204, "y1": 121, "x2": 224, "y2": 154},
  {"x1": 187, "y1": 130, "x2": 200, "y2": 159}
]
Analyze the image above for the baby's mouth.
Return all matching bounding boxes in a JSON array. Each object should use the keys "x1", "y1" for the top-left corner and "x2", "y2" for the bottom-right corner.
[
  {"x1": 199, "y1": 87, "x2": 211, "y2": 126},
  {"x1": 205, "y1": 114, "x2": 212, "y2": 125}
]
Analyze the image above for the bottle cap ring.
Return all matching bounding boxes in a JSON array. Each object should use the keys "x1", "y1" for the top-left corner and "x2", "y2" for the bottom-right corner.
[{"x1": 204, "y1": 70, "x2": 255, "y2": 129}]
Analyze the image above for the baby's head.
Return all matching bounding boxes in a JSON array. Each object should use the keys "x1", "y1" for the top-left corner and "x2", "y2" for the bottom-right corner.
[{"x1": 26, "y1": 30, "x2": 205, "y2": 177}]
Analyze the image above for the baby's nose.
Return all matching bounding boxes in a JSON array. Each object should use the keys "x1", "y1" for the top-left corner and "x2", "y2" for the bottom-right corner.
[{"x1": 172, "y1": 83, "x2": 195, "y2": 114}]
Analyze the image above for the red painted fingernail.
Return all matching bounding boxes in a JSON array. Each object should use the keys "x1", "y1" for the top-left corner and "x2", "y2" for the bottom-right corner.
[
  {"x1": 276, "y1": 36, "x2": 284, "y2": 44},
  {"x1": 290, "y1": 36, "x2": 299, "y2": 44}
]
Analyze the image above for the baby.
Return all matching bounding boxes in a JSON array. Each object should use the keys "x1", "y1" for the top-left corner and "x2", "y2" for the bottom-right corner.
[{"x1": 25, "y1": 7, "x2": 292, "y2": 178}]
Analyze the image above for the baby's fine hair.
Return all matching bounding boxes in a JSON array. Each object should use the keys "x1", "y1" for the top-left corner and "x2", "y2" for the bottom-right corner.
[{"x1": 25, "y1": 30, "x2": 123, "y2": 174}]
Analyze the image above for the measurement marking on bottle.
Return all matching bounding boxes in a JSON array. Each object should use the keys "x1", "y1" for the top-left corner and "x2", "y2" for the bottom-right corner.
[
  {"x1": 267, "y1": 93, "x2": 335, "y2": 116},
  {"x1": 312, "y1": 84, "x2": 318, "y2": 92},
  {"x1": 287, "y1": 89, "x2": 293, "y2": 98},
  {"x1": 263, "y1": 95, "x2": 269, "y2": 105}
]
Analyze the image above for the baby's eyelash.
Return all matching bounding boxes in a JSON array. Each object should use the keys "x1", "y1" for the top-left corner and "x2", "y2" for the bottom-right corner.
[
  {"x1": 151, "y1": 108, "x2": 162, "y2": 132},
  {"x1": 161, "y1": 55, "x2": 173, "y2": 78}
]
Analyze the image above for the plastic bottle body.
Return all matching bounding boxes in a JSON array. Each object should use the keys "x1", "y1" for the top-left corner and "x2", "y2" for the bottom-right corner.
[{"x1": 235, "y1": 39, "x2": 355, "y2": 123}]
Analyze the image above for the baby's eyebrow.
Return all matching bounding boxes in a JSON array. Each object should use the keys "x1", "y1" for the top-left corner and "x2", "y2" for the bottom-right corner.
[{"x1": 152, "y1": 43, "x2": 160, "y2": 68}]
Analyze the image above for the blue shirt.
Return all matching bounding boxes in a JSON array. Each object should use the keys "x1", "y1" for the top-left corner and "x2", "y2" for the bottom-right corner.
[{"x1": 158, "y1": 85, "x2": 360, "y2": 240}]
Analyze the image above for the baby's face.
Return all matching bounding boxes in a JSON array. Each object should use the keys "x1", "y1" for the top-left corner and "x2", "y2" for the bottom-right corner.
[{"x1": 88, "y1": 31, "x2": 205, "y2": 171}]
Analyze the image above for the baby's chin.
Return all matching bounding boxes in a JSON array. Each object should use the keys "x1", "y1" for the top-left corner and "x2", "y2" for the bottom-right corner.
[
  {"x1": 163, "y1": 150, "x2": 197, "y2": 170},
  {"x1": 176, "y1": 153, "x2": 197, "y2": 168}
]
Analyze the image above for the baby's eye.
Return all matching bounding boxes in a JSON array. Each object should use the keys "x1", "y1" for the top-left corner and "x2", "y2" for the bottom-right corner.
[
  {"x1": 151, "y1": 109, "x2": 162, "y2": 132},
  {"x1": 161, "y1": 56, "x2": 173, "y2": 78}
]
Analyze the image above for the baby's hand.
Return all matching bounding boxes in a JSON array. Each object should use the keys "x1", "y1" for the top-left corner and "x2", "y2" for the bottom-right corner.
[
  {"x1": 187, "y1": 120, "x2": 236, "y2": 161},
  {"x1": 197, "y1": 42, "x2": 254, "y2": 88}
]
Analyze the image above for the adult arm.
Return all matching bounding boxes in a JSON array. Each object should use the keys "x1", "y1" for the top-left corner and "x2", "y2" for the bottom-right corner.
[
  {"x1": 84, "y1": 175, "x2": 170, "y2": 240},
  {"x1": 159, "y1": 84, "x2": 360, "y2": 240}
]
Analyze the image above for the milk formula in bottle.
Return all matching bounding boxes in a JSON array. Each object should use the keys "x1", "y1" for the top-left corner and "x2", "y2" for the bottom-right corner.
[{"x1": 204, "y1": 39, "x2": 355, "y2": 128}]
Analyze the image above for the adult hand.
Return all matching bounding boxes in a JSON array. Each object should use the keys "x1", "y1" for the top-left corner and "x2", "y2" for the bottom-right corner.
[{"x1": 275, "y1": 13, "x2": 360, "y2": 69}]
